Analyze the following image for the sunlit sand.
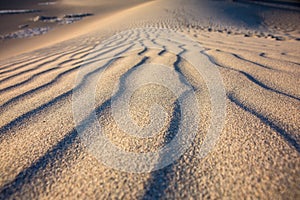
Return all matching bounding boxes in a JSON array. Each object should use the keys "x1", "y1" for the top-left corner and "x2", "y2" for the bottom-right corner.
[{"x1": 0, "y1": 0, "x2": 299, "y2": 199}]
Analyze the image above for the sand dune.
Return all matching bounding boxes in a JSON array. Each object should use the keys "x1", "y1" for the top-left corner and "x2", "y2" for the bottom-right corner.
[{"x1": 0, "y1": 0, "x2": 299, "y2": 199}]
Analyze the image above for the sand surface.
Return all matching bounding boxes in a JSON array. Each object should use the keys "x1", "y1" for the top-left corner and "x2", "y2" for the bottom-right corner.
[{"x1": 0, "y1": 0, "x2": 299, "y2": 199}]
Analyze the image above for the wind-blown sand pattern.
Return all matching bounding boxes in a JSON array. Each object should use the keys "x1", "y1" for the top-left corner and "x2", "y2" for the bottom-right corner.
[{"x1": 0, "y1": 0, "x2": 299, "y2": 199}]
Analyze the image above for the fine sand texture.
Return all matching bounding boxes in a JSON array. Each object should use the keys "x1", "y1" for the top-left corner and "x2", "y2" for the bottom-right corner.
[{"x1": 0, "y1": 0, "x2": 299, "y2": 199}]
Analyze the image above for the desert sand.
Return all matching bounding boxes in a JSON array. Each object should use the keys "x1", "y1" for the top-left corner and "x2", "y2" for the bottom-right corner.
[{"x1": 0, "y1": 0, "x2": 299, "y2": 199}]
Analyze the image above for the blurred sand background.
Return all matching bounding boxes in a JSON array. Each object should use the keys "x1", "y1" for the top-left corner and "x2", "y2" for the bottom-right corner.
[{"x1": 0, "y1": 0, "x2": 299, "y2": 199}]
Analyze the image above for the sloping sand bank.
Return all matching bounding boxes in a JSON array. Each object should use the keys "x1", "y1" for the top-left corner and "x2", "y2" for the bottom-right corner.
[{"x1": 0, "y1": 0, "x2": 299, "y2": 199}]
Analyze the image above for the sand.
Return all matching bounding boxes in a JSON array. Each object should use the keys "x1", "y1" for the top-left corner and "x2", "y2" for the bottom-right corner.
[
  {"x1": 0, "y1": 0, "x2": 299, "y2": 199},
  {"x1": 0, "y1": 0, "x2": 151, "y2": 58}
]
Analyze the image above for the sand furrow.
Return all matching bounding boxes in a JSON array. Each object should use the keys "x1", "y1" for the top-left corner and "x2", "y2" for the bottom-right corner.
[
  {"x1": 0, "y1": 0, "x2": 299, "y2": 198},
  {"x1": 0, "y1": 55, "x2": 149, "y2": 197},
  {"x1": 0, "y1": 57, "x2": 120, "y2": 130},
  {"x1": 228, "y1": 93, "x2": 299, "y2": 152},
  {"x1": 0, "y1": 45, "x2": 81, "y2": 75},
  {"x1": 0, "y1": 46, "x2": 97, "y2": 95},
  {"x1": 0, "y1": 45, "x2": 89, "y2": 84},
  {"x1": 202, "y1": 50, "x2": 300, "y2": 101}
]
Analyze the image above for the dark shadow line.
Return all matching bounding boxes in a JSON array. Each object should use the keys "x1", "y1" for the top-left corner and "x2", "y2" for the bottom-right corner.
[
  {"x1": 71, "y1": 43, "x2": 131, "y2": 67},
  {"x1": 200, "y1": 50, "x2": 300, "y2": 101},
  {"x1": 0, "y1": 59, "x2": 59, "y2": 84},
  {"x1": 0, "y1": 65, "x2": 81, "y2": 109},
  {"x1": 0, "y1": 67, "x2": 60, "y2": 93},
  {"x1": 0, "y1": 57, "x2": 84, "y2": 93},
  {"x1": 100, "y1": 29, "x2": 135, "y2": 50},
  {"x1": 0, "y1": 56, "x2": 39, "y2": 71},
  {"x1": 259, "y1": 52, "x2": 300, "y2": 66},
  {"x1": 150, "y1": 39, "x2": 166, "y2": 56},
  {"x1": 231, "y1": 53, "x2": 275, "y2": 71},
  {"x1": 1, "y1": 35, "x2": 182, "y2": 198},
  {"x1": 0, "y1": 46, "x2": 87, "y2": 76},
  {"x1": 0, "y1": 44, "x2": 135, "y2": 109},
  {"x1": 69, "y1": 45, "x2": 96, "y2": 59},
  {"x1": 0, "y1": 46, "x2": 88, "y2": 84},
  {"x1": 0, "y1": 57, "x2": 119, "y2": 136},
  {"x1": 142, "y1": 94, "x2": 183, "y2": 200},
  {"x1": 142, "y1": 45, "x2": 197, "y2": 199},
  {"x1": 138, "y1": 47, "x2": 148, "y2": 55},
  {"x1": 228, "y1": 93, "x2": 300, "y2": 153},
  {"x1": 158, "y1": 49, "x2": 166, "y2": 56},
  {"x1": 173, "y1": 45, "x2": 197, "y2": 92},
  {"x1": 99, "y1": 56, "x2": 149, "y2": 101},
  {"x1": 0, "y1": 56, "x2": 148, "y2": 198},
  {"x1": 239, "y1": 71, "x2": 300, "y2": 101},
  {"x1": 0, "y1": 53, "x2": 58, "y2": 72},
  {"x1": 0, "y1": 128, "x2": 79, "y2": 198},
  {"x1": 74, "y1": 56, "x2": 148, "y2": 133}
]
